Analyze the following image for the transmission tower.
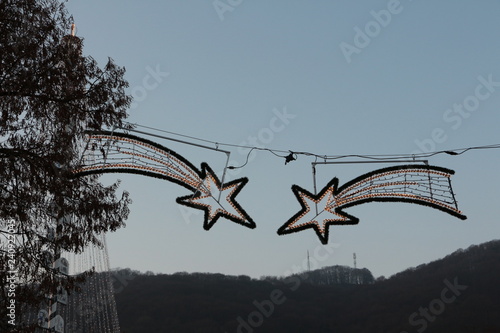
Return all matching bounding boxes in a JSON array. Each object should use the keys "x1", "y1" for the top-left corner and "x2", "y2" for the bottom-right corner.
[{"x1": 307, "y1": 250, "x2": 311, "y2": 272}]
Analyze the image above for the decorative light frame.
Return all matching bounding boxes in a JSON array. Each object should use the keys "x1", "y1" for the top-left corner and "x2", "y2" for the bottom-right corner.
[
  {"x1": 74, "y1": 131, "x2": 255, "y2": 230},
  {"x1": 278, "y1": 164, "x2": 467, "y2": 244}
]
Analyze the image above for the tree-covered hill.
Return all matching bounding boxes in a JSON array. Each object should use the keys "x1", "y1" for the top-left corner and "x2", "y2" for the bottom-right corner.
[{"x1": 114, "y1": 240, "x2": 500, "y2": 332}]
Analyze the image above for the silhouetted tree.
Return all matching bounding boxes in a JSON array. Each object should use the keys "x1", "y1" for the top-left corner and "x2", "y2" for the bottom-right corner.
[{"x1": 0, "y1": 0, "x2": 131, "y2": 330}]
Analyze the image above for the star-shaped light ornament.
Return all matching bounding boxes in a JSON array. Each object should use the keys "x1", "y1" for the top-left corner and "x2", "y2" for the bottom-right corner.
[
  {"x1": 177, "y1": 165, "x2": 256, "y2": 231},
  {"x1": 277, "y1": 178, "x2": 359, "y2": 245},
  {"x1": 279, "y1": 165, "x2": 467, "y2": 244}
]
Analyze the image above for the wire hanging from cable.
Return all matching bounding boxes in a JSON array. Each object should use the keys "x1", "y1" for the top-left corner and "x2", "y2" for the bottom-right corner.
[{"x1": 121, "y1": 122, "x2": 500, "y2": 166}]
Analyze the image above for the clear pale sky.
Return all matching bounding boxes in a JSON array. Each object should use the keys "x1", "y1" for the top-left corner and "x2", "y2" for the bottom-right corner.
[{"x1": 66, "y1": 0, "x2": 500, "y2": 279}]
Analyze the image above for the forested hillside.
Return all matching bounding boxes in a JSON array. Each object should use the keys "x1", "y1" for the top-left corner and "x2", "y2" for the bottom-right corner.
[{"x1": 114, "y1": 240, "x2": 500, "y2": 332}]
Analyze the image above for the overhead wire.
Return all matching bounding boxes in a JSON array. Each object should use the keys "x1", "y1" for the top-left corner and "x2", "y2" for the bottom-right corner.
[{"x1": 121, "y1": 121, "x2": 500, "y2": 166}]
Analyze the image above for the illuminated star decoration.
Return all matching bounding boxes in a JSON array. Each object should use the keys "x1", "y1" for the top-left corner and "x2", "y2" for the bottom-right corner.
[
  {"x1": 176, "y1": 165, "x2": 252, "y2": 230},
  {"x1": 278, "y1": 165, "x2": 467, "y2": 244},
  {"x1": 277, "y1": 177, "x2": 359, "y2": 245},
  {"x1": 73, "y1": 131, "x2": 255, "y2": 230}
]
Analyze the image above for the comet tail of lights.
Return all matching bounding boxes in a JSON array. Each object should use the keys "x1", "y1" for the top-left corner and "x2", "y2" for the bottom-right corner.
[
  {"x1": 73, "y1": 130, "x2": 256, "y2": 230},
  {"x1": 278, "y1": 165, "x2": 466, "y2": 245}
]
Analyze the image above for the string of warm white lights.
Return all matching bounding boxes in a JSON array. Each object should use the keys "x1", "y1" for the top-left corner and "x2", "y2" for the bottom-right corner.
[
  {"x1": 74, "y1": 131, "x2": 257, "y2": 231},
  {"x1": 277, "y1": 164, "x2": 466, "y2": 244},
  {"x1": 78, "y1": 133, "x2": 210, "y2": 195},
  {"x1": 74, "y1": 128, "x2": 469, "y2": 245},
  {"x1": 60, "y1": 234, "x2": 120, "y2": 332},
  {"x1": 121, "y1": 122, "x2": 500, "y2": 165},
  {"x1": 332, "y1": 169, "x2": 460, "y2": 213}
]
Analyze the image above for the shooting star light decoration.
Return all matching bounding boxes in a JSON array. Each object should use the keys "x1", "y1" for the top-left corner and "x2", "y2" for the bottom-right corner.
[
  {"x1": 277, "y1": 165, "x2": 466, "y2": 244},
  {"x1": 73, "y1": 131, "x2": 255, "y2": 230}
]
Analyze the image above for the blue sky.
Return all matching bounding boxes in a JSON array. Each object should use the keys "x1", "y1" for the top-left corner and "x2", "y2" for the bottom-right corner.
[{"x1": 67, "y1": 0, "x2": 500, "y2": 279}]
